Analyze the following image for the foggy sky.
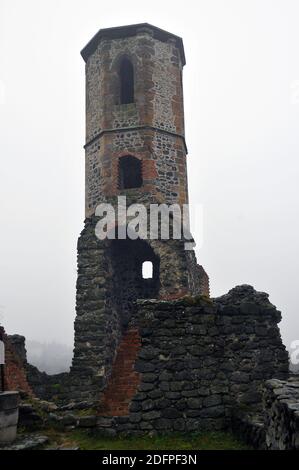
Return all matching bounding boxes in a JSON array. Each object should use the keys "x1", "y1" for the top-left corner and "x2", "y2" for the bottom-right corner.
[{"x1": 0, "y1": 0, "x2": 298, "y2": 355}]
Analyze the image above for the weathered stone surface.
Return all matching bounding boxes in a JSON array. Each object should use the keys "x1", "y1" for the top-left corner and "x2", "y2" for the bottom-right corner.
[
  {"x1": 263, "y1": 376, "x2": 299, "y2": 450},
  {"x1": 61, "y1": 413, "x2": 77, "y2": 426},
  {"x1": 14, "y1": 25, "x2": 289, "y2": 447},
  {"x1": 55, "y1": 23, "x2": 209, "y2": 405},
  {"x1": 232, "y1": 411, "x2": 266, "y2": 449},
  {"x1": 78, "y1": 415, "x2": 97, "y2": 428},
  {"x1": 0, "y1": 392, "x2": 19, "y2": 411},
  {"x1": 112, "y1": 285, "x2": 287, "y2": 433}
]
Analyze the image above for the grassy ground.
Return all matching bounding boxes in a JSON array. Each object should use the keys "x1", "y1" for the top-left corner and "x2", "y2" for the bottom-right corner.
[{"x1": 42, "y1": 428, "x2": 251, "y2": 450}]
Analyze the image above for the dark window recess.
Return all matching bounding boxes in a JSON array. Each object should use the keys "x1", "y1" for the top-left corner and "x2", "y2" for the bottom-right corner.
[
  {"x1": 119, "y1": 156, "x2": 142, "y2": 189},
  {"x1": 109, "y1": 239, "x2": 160, "y2": 328},
  {"x1": 119, "y1": 58, "x2": 134, "y2": 104}
]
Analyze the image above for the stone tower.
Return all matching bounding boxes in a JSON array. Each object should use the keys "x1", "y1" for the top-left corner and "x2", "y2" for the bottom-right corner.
[{"x1": 71, "y1": 24, "x2": 209, "y2": 401}]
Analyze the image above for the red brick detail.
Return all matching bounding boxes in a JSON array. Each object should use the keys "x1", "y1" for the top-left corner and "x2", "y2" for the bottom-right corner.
[
  {"x1": 98, "y1": 328, "x2": 141, "y2": 416},
  {"x1": 142, "y1": 160, "x2": 158, "y2": 179},
  {"x1": 2, "y1": 334, "x2": 33, "y2": 396}
]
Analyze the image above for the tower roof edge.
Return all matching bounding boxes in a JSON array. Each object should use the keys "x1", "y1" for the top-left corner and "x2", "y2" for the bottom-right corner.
[{"x1": 80, "y1": 23, "x2": 186, "y2": 65}]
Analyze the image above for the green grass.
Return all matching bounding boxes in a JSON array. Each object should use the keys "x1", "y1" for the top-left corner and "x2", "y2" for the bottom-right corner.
[{"x1": 43, "y1": 429, "x2": 251, "y2": 450}]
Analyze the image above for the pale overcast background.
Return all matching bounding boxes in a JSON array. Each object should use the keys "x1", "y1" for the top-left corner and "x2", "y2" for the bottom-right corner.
[{"x1": 0, "y1": 1, "x2": 298, "y2": 360}]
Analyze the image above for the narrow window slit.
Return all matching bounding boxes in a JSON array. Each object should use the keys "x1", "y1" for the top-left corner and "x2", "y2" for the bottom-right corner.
[{"x1": 119, "y1": 58, "x2": 134, "y2": 104}]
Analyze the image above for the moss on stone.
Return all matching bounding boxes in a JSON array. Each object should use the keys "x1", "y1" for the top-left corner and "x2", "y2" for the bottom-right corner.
[{"x1": 182, "y1": 295, "x2": 213, "y2": 306}]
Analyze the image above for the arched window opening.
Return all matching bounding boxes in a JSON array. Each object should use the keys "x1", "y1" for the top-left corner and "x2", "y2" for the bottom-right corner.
[
  {"x1": 142, "y1": 261, "x2": 153, "y2": 279},
  {"x1": 119, "y1": 58, "x2": 134, "y2": 104},
  {"x1": 119, "y1": 156, "x2": 142, "y2": 189},
  {"x1": 110, "y1": 239, "x2": 160, "y2": 328}
]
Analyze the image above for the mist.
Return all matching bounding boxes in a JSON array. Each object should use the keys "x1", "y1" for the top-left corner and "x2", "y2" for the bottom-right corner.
[{"x1": 0, "y1": 0, "x2": 298, "y2": 365}]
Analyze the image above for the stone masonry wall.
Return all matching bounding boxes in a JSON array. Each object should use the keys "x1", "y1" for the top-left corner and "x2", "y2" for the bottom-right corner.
[
  {"x1": 85, "y1": 28, "x2": 184, "y2": 148},
  {"x1": 70, "y1": 217, "x2": 208, "y2": 402},
  {"x1": 1, "y1": 332, "x2": 33, "y2": 397},
  {"x1": 75, "y1": 23, "x2": 210, "y2": 405},
  {"x1": 263, "y1": 376, "x2": 299, "y2": 449},
  {"x1": 97, "y1": 285, "x2": 288, "y2": 434},
  {"x1": 18, "y1": 285, "x2": 289, "y2": 440}
]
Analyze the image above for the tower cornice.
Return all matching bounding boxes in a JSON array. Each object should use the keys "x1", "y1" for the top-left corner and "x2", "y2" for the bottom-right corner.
[
  {"x1": 84, "y1": 125, "x2": 188, "y2": 154},
  {"x1": 81, "y1": 23, "x2": 186, "y2": 66}
]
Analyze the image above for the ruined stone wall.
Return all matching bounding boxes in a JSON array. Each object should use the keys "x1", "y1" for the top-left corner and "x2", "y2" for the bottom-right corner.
[
  {"x1": 21, "y1": 285, "x2": 289, "y2": 440},
  {"x1": 96, "y1": 286, "x2": 288, "y2": 434},
  {"x1": 85, "y1": 128, "x2": 188, "y2": 216},
  {"x1": 263, "y1": 377, "x2": 299, "y2": 449},
  {"x1": 71, "y1": 222, "x2": 117, "y2": 401},
  {"x1": 185, "y1": 251, "x2": 209, "y2": 296},
  {"x1": 84, "y1": 28, "x2": 187, "y2": 218},
  {"x1": 70, "y1": 218, "x2": 208, "y2": 402},
  {"x1": 1, "y1": 333, "x2": 33, "y2": 397}
]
